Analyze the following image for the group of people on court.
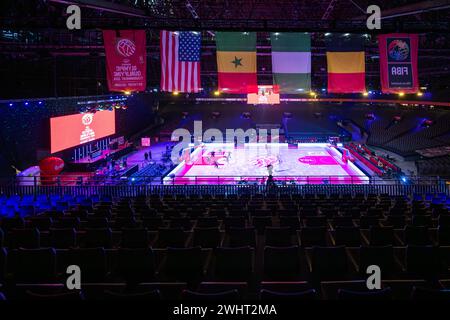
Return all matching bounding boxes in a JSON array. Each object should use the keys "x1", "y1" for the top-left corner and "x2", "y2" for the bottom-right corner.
[{"x1": 207, "y1": 150, "x2": 232, "y2": 169}]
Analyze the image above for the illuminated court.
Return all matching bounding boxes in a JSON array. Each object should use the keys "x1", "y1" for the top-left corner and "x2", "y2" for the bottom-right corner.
[{"x1": 164, "y1": 143, "x2": 370, "y2": 185}]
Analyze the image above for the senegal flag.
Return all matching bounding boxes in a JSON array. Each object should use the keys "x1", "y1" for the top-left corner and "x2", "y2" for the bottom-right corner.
[
  {"x1": 271, "y1": 33, "x2": 311, "y2": 93},
  {"x1": 326, "y1": 33, "x2": 366, "y2": 93},
  {"x1": 216, "y1": 32, "x2": 257, "y2": 94}
]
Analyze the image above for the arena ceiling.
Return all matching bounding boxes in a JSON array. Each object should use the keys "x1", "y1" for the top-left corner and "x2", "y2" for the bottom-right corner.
[
  {"x1": 0, "y1": 0, "x2": 449, "y2": 98},
  {"x1": 2, "y1": 0, "x2": 450, "y2": 30}
]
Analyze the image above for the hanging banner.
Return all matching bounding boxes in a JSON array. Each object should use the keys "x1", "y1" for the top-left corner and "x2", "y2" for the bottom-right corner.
[
  {"x1": 103, "y1": 30, "x2": 147, "y2": 92},
  {"x1": 326, "y1": 33, "x2": 366, "y2": 94},
  {"x1": 378, "y1": 33, "x2": 419, "y2": 94}
]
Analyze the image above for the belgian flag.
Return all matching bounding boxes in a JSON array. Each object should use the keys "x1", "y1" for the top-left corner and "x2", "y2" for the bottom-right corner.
[
  {"x1": 215, "y1": 32, "x2": 257, "y2": 94},
  {"x1": 326, "y1": 34, "x2": 366, "y2": 93}
]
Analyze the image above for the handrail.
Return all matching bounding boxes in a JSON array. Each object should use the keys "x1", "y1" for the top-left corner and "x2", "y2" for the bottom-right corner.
[{"x1": 7, "y1": 174, "x2": 446, "y2": 187}]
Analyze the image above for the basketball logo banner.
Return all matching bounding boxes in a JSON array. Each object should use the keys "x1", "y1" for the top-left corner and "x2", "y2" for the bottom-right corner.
[
  {"x1": 103, "y1": 30, "x2": 147, "y2": 92},
  {"x1": 378, "y1": 34, "x2": 419, "y2": 93}
]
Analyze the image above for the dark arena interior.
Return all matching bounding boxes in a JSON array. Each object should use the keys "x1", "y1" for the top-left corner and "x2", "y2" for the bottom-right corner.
[{"x1": 1, "y1": 0, "x2": 450, "y2": 313}]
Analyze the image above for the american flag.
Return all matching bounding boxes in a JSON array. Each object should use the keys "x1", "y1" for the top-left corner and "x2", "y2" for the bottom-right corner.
[{"x1": 160, "y1": 30, "x2": 201, "y2": 93}]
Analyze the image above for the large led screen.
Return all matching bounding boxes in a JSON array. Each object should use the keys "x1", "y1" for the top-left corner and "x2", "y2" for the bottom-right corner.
[{"x1": 50, "y1": 110, "x2": 116, "y2": 153}]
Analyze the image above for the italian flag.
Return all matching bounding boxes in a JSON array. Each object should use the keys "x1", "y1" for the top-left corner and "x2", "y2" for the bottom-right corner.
[
  {"x1": 216, "y1": 32, "x2": 257, "y2": 94},
  {"x1": 270, "y1": 33, "x2": 311, "y2": 94}
]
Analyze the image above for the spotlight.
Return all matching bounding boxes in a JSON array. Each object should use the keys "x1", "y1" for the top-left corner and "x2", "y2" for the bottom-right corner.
[
  {"x1": 9, "y1": 103, "x2": 12, "y2": 107},
  {"x1": 400, "y1": 175, "x2": 410, "y2": 185},
  {"x1": 325, "y1": 33, "x2": 331, "y2": 36},
  {"x1": 417, "y1": 92, "x2": 423, "y2": 97},
  {"x1": 214, "y1": 90, "x2": 220, "y2": 96},
  {"x1": 173, "y1": 91, "x2": 179, "y2": 96},
  {"x1": 398, "y1": 92, "x2": 405, "y2": 97},
  {"x1": 124, "y1": 90, "x2": 132, "y2": 96},
  {"x1": 363, "y1": 92, "x2": 369, "y2": 97},
  {"x1": 38, "y1": 101, "x2": 43, "y2": 105},
  {"x1": 24, "y1": 102, "x2": 29, "y2": 106}
]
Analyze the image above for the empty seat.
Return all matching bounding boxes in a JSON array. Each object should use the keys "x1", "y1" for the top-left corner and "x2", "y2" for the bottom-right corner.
[
  {"x1": 227, "y1": 227, "x2": 256, "y2": 248},
  {"x1": 438, "y1": 226, "x2": 450, "y2": 245},
  {"x1": 0, "y1": 247, "x2": 6, "y2": 281},
  {"x1": 0, "y1": 218, "x2": 25, "y2": 232},
  {"x1": 113, "y1": 217, "x2": 137, "y2": 229},
  {"x1": 311, "y1": 246, "x2": 348, "y2": 280},
  {"x1": 163, "y1": 247, "x2": 205, "y2": 282},
  {"x1": 411, "y1": 287, "x2": 450, "y2": 300},
  {"x1": 300, "y1": 227, "x2": 327, "y2": 246},
  {"x1": 223, "y1": 217, "x2": 246, "y2": 230},
  {"x1": 359, "y1": 246, "x2": 395, "y2": 276},
  {"x1": 252, "y1": 216, "x2": 272, "y2": 234},
  {"x1": 404, "y1": 226, "x2": 431, "y2": 245},
  {"x1": 10, "y1": 228, "x2": 40, "y2": 249},
  {"x1": 18, "y1": 205, "x2": 35, "y2": 217},
  {"x1": 85, "y1": 217, "x2": 109, "y2": 229},
  {"x1": 406, "y1": 245, "x2": 441, "y2": 278},
  {"x1": 265, "y1": 227, "x2": 292, "y2": 247},
  {"x1": 114, "y1": 248, "x2": 155, "y2": 283},
  {"x1": 63, "y1": 248, "x2": 107, "y2": 282},
  {"x1": 49, "y1": 228, "x2": 77, "y2": 249},
  {"x1": 263, "y1": 246, "x2": 301, "y2": 280},
  {"x1": 142, "y1": 217, "x2": 164, "y2": 231},
  {"x1": 103, "y1": 289, "x2": 161, "y2": 300},
  {"x1": 334, "y1": 227, "x2": 361, "y2": 246},
  {"x1": 332, "y1": 216, "x2": 354, "y2": 227},
  {"x1": 182, "y1": 289, "x2": 239, "y2": 300},
  {"x1": 53, "y1": 217, "x2": 80, "y2": 229},
  {"x1": 384, "y1": 215, "x2": 406, "y2": 228},
  {"x1": 369, "y1": 226, "x2": 395, "y2": 246},
  {"x1": 157, "y1": 228, "x2": 187, "y2": 248},
  {"x1": 27, "y1": 217, "x2": 53, "y2": 231},
  {"x1": 9, "y1": 248, "x2": 56, "y2": 282},
  {"x1": 412, "y1": 215, "x2": 433, "y2": 227},
  {"x1": 439, "y1": 215, "x2": 450, "y2": 227},
  {"x1": 303, "y1": 216, "x2": 327, "y2": 227},
  {"x1": 169, "y1": 218, "x2": 193, "y2": 231},
  {"x1": 25, "y1": 290, "x2": 85, "y2": 300},
  {"x1": 121, "y1": 228, "x2": 149, "y2": 248},
  {"x1": 279, "y1": 216, "x2": 301, "y2": 232},
  {"x1": 84, "y1": 228, "x2": 113, "y2": 248},
  {"x1": 260, "y1": 289, "x2": 317, "y2": 300},
  {"x1": 193, "y1": 228, "x2": 222, "y2": 248},
  {"x1": 196, "y1": 217, "x2": 220, "y2": 228},
  {"x1": 337, "y1": 288, "x2": 392, "y2": 300},
  {"x1": 213, "y1": 247, "x2": 253, "y2": 281},
  {"x1": 359, "y1": 216, "x2": 379, "y2": 228}
]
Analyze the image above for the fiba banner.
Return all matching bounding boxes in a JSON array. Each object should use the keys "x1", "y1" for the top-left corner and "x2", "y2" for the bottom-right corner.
[
  {"x1": 378, "y1": 34, "x2": 419, "y2": 93},
  {"x1": 103, "y1": 30, "x2": 147, "y2": 92},
  {"x1": 50, "y1": 110, "x2": 116, "y2": 153}
]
